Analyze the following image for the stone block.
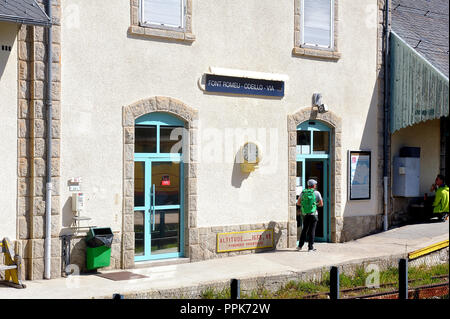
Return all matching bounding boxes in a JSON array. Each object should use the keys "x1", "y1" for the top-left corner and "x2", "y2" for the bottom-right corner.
[
  {"x1": 18, "y1": 118, "x2": 29, "y2": 138},
  {"x1": 123, "y1": 250, "x2": 135, "y2": 269},
  {"x1": 32, "y1": 215, "x2": 44, "y2": 239},
  {"x1": 189, "y1": 228, "x2": 199, "y2": 245},
  {"x1": 33, "y1": 197, "x2": 45, "y2": 216},
  {"x1": 18, "y1": 196, "x2": 29, "y2": 217},
  {"x1": 123, "y1": 214, "x2": 133, "y2": 233},
  {"x1": 123, "y1": 232, "x2": 134, "y2": 251},
  {"x1": 189, "y1": 195, "x2": 197, "y2": 212},
  {"x1": 34, "y1": 138, "x2": 45, "y2": 158},
  {"x1": 124, "y1": 144, "x2": 134, "y2": 161},
  {"x1": 189, "y1": 178, "x2": 197, "y2": 195},
  {"x1": 124, "y1": 179, "x2": 134, "y2": 198},
  {"x1": 18, "y1": 41, "x2": 30, "y2": 60},
  {"x1": 31, "y1": 239, "x2": 45, "y2": 258},
  {"x1": 51, "y1": 120, "x2": 61, "y2": 138},
  {"x1": 124, "y1": 127, "x2": 134, "y2": 144},
  {"x1": 33, "y1": 41, "x2": 46, "y2": 61},
  {"x1": 51, "y1": 257, "x2": 61, "y2": 278},
  {"x1": 34, "y1": 118, "x2": 45, "y2": 138},
  {"x1": 124, "y1": 161, "x2": 134, "y2": 180},
  {"x1": 18, "y1": 177, "x2": 30, "y2": 197},
  {"x1": 189, "y1": 245, "x2": 203, "y2": 261},
  {"x1": 18, "y1": 216, "x2": 30, "y2": 239},
  {"x1": 18, "y1": 158, "x2": 29, "y2": 177},
  {"x1": 34, "y1": 158, "x2": 46, "y2": 177},
  {"x1": 30, "y1": 258, "x2": 44, "y2": 280}
]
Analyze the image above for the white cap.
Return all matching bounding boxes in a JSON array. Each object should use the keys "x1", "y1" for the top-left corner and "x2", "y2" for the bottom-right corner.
[{"x1": 307, "y1": 179, "x2": 317, "y2": 187}]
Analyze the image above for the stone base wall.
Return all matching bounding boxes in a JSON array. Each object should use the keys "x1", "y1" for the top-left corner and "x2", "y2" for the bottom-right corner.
[
  {"x1": 101, "y1": 248, "x2": 449, "y2": 299},
  {"x1": 339, "y1": 215, "x2": 384, "y2": 242},
  {"x1": 390, "y1": 197, "x2": 418, "y2": 227},
  {"x1": 188, "y1": 222, "x2": 288, "y2": 262},
  {"x1": 66, "y1": 232, "x2": 122, "y2": 274}
]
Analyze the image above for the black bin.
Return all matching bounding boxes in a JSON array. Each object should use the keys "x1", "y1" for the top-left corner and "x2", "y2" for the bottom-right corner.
[{"x1": 85, "y1": 227, "x2": 114, "y2": 248}]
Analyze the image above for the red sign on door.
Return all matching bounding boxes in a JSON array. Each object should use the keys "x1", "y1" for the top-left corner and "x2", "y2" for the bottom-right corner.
[{"x1": 161, "y1": 175, "x2": 170, "y2": 186}]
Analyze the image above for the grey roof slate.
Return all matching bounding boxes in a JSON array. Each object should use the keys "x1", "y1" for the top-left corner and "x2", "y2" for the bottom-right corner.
[
  {"x1": 0, "y1": 0, "x2": 51, "y2": 26},
  {"x1": 392, "y1": 0, "x2": 449, "y2": 78}
]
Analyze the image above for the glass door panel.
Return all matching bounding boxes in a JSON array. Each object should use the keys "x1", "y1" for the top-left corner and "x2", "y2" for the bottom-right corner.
[
  {"x1": 152, "y1": 161, "x2": 180, "y2": 206},
  {"x1": 296, "y1": 160, "x2": 305, "y2": 240},
  {"x1": 305, "y1": 160, "x2": 327, "y2": 241},
  {"x1": 134, "y1": 162, "x2": 146, "y2": 207},
  {"x1": 134, "y1": 210, "x2": 145, "y2": 256},
  {"x1": 151, "y1": 161, "x2": 181, "y2": 256},
  {"x1": 134, "y1": 158, "x2": 183, "y2": 261},
  {"x1": 151, "y1": 209, "x2": 180, "y2": 255}
]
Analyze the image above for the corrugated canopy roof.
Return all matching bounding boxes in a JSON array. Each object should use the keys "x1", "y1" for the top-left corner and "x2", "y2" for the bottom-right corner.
[
  {"x1": 390, "y1": 0, "x2": 449, "y2": 133},
  {"x1": 392, "y1": 0, "x2": 449, "y2": 78},
  {"x1": 390, "y1": 31, "x2": 449, "y2": 133},
  {"x1": 0, "y1": 0, "x2": 51, "y2": 27}
]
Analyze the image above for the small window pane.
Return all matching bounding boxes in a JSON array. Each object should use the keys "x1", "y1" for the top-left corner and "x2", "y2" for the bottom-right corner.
[
  {"x1": 297, "y1": 130, "x2": 311, "y2": 154},
  {"x1": 313, "y1": 131, "x2": 330, "y2": 154},
  {"x1": 134, "y1": 210, "x2": 145, "y2": 256},
  {"x1": 143, "y1": 0, "x2": 183, "y2": 28},
  {"x1": 303, "y1": 0, "x2": 332, "y2": 48},
  {"x1": 134, "y1": 162, "x2": 145, "y2": 207},
  {"x1": 135, "y1": 125, "x2": 157, "y2": 153},
  {"x1": 296, "y1": 161, "x2": 304, "y2": 197},
  {"x1": 160, "y1": 126, "x2": 183, "y2": 154}
]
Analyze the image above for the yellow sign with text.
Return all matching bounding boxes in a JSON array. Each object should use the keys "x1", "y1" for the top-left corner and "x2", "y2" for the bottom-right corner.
[{"x1": 217, "y1": 229, "x2": 274, "y2": 253}]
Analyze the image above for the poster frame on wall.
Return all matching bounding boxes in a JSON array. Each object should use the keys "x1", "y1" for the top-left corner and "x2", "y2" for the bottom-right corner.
[{"x1": 348, "y1": 150, "x2": 372, "y2": 200}]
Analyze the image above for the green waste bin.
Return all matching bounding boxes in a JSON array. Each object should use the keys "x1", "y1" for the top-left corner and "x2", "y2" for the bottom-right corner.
[{"x1": 85, "y1": 227, "x2": 114, "y2": 270}]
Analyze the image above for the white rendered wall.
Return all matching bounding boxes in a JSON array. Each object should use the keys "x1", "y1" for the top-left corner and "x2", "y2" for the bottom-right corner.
[
  {"x1": 0, "y1": 22, "x2": 18, "y2": 240},
  {"x1": 60, "y1": 0, "x2": 380, "y2": 230},
  {"x1": 391, "y1": 120, "x2": 441, "y2": 196}
]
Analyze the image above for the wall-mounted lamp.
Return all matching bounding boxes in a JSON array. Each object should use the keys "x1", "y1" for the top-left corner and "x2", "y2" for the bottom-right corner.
[{"x1": 313, "y1": 93, "x2": 329, "y2": 113}]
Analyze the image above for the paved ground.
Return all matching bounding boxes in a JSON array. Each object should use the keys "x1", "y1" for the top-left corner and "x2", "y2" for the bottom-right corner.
[{"x1": 1, "y1": 220, "x2": 448, "y2": 299}]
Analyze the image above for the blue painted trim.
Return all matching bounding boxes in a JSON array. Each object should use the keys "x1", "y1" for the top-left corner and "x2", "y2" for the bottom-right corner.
[
  {"x1": 136, "y1": 252, "x2": 182, "y2": 262},
  {"x1": 134, "y1": 156, "x2": 185, "y2": 262},
  {"x1": 296, "y1": 120, "x2": 331, "y2": 244},
  {"x1": 135, "y1": 112, "x2": 185, "y2": 127},
  {"x1": 297, "y1": 120, "x2": 331, "y2": 132},
  {"x1": 135, "y1": 153, "x2": 182, "y2": 160},
  {"x1": 154, "y1": 205, "x2": 181, "y2": 210},
  {"x1": 296, "y1": 154, "x2": 330, "y2": 160}
]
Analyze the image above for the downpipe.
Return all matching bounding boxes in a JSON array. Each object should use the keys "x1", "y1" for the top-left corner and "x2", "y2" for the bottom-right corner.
[
  {"x1": 44, "y1": 0, "x2": 53, "y2": 280},
  {"x1": 383, "y1": 0, "x2": 391, "y2": 232}
]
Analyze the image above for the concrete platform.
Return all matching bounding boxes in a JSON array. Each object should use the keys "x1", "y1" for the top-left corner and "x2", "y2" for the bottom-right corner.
[{"x1": 1, "y1": 221, "x2": 448, "y2": 299}]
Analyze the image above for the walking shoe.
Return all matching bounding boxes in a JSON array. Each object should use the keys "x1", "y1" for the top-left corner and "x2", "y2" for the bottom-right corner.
[
  {"x1": 296, "y1": 246, "x2": 303, "y2": 251},
  {"x1": 308, "y1": 248, "x2": 317, "y2": 252}
]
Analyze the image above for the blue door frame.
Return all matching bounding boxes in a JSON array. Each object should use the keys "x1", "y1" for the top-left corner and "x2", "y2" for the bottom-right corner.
[
  {"x1": 296, "y1": 121, "x2": 331, "y2": 242},
  {"x1": 134, "y1": 112, "x2": 185, "y2": 262}
]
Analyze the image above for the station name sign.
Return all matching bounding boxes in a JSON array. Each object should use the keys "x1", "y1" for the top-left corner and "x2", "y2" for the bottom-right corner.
[
  {"x1": 217, "y1": 229, "x2": 274, "y2": 253},
  {"x1": 205, "y1": 74, "x2": 284, "y2": 97}
]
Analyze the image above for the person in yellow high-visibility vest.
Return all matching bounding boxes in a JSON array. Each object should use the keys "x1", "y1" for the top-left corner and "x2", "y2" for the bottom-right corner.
[{"x1": 430, "y1": 174, "x2": 449, "y2": 222}]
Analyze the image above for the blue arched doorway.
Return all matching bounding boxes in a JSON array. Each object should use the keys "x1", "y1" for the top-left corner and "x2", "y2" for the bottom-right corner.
[
  {"x1": 296, "y1": 120, "x2": 331, "y2": 242},
  {"x1": 133, "y1": 112, "x2": 185, "y2": 261}
]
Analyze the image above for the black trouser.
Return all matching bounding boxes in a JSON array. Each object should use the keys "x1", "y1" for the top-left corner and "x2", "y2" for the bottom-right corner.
[{"x1": 299, "y1": 214, "x2": 318, "y2": 250}]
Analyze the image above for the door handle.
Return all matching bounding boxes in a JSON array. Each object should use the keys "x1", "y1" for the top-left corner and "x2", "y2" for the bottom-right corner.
[{"x1": 152, "y1": 184, "x2": 156, "y2": 231}]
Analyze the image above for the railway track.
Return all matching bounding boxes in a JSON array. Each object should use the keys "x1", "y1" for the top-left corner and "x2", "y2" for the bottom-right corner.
[{"x1": 300, "y1": 274, "x2": 449, "y2": 299}]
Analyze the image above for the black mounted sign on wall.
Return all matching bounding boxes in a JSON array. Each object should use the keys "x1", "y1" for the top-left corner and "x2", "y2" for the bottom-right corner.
[{"x1": 205, "y1": 74, "x2": 284, "y2": 97}]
